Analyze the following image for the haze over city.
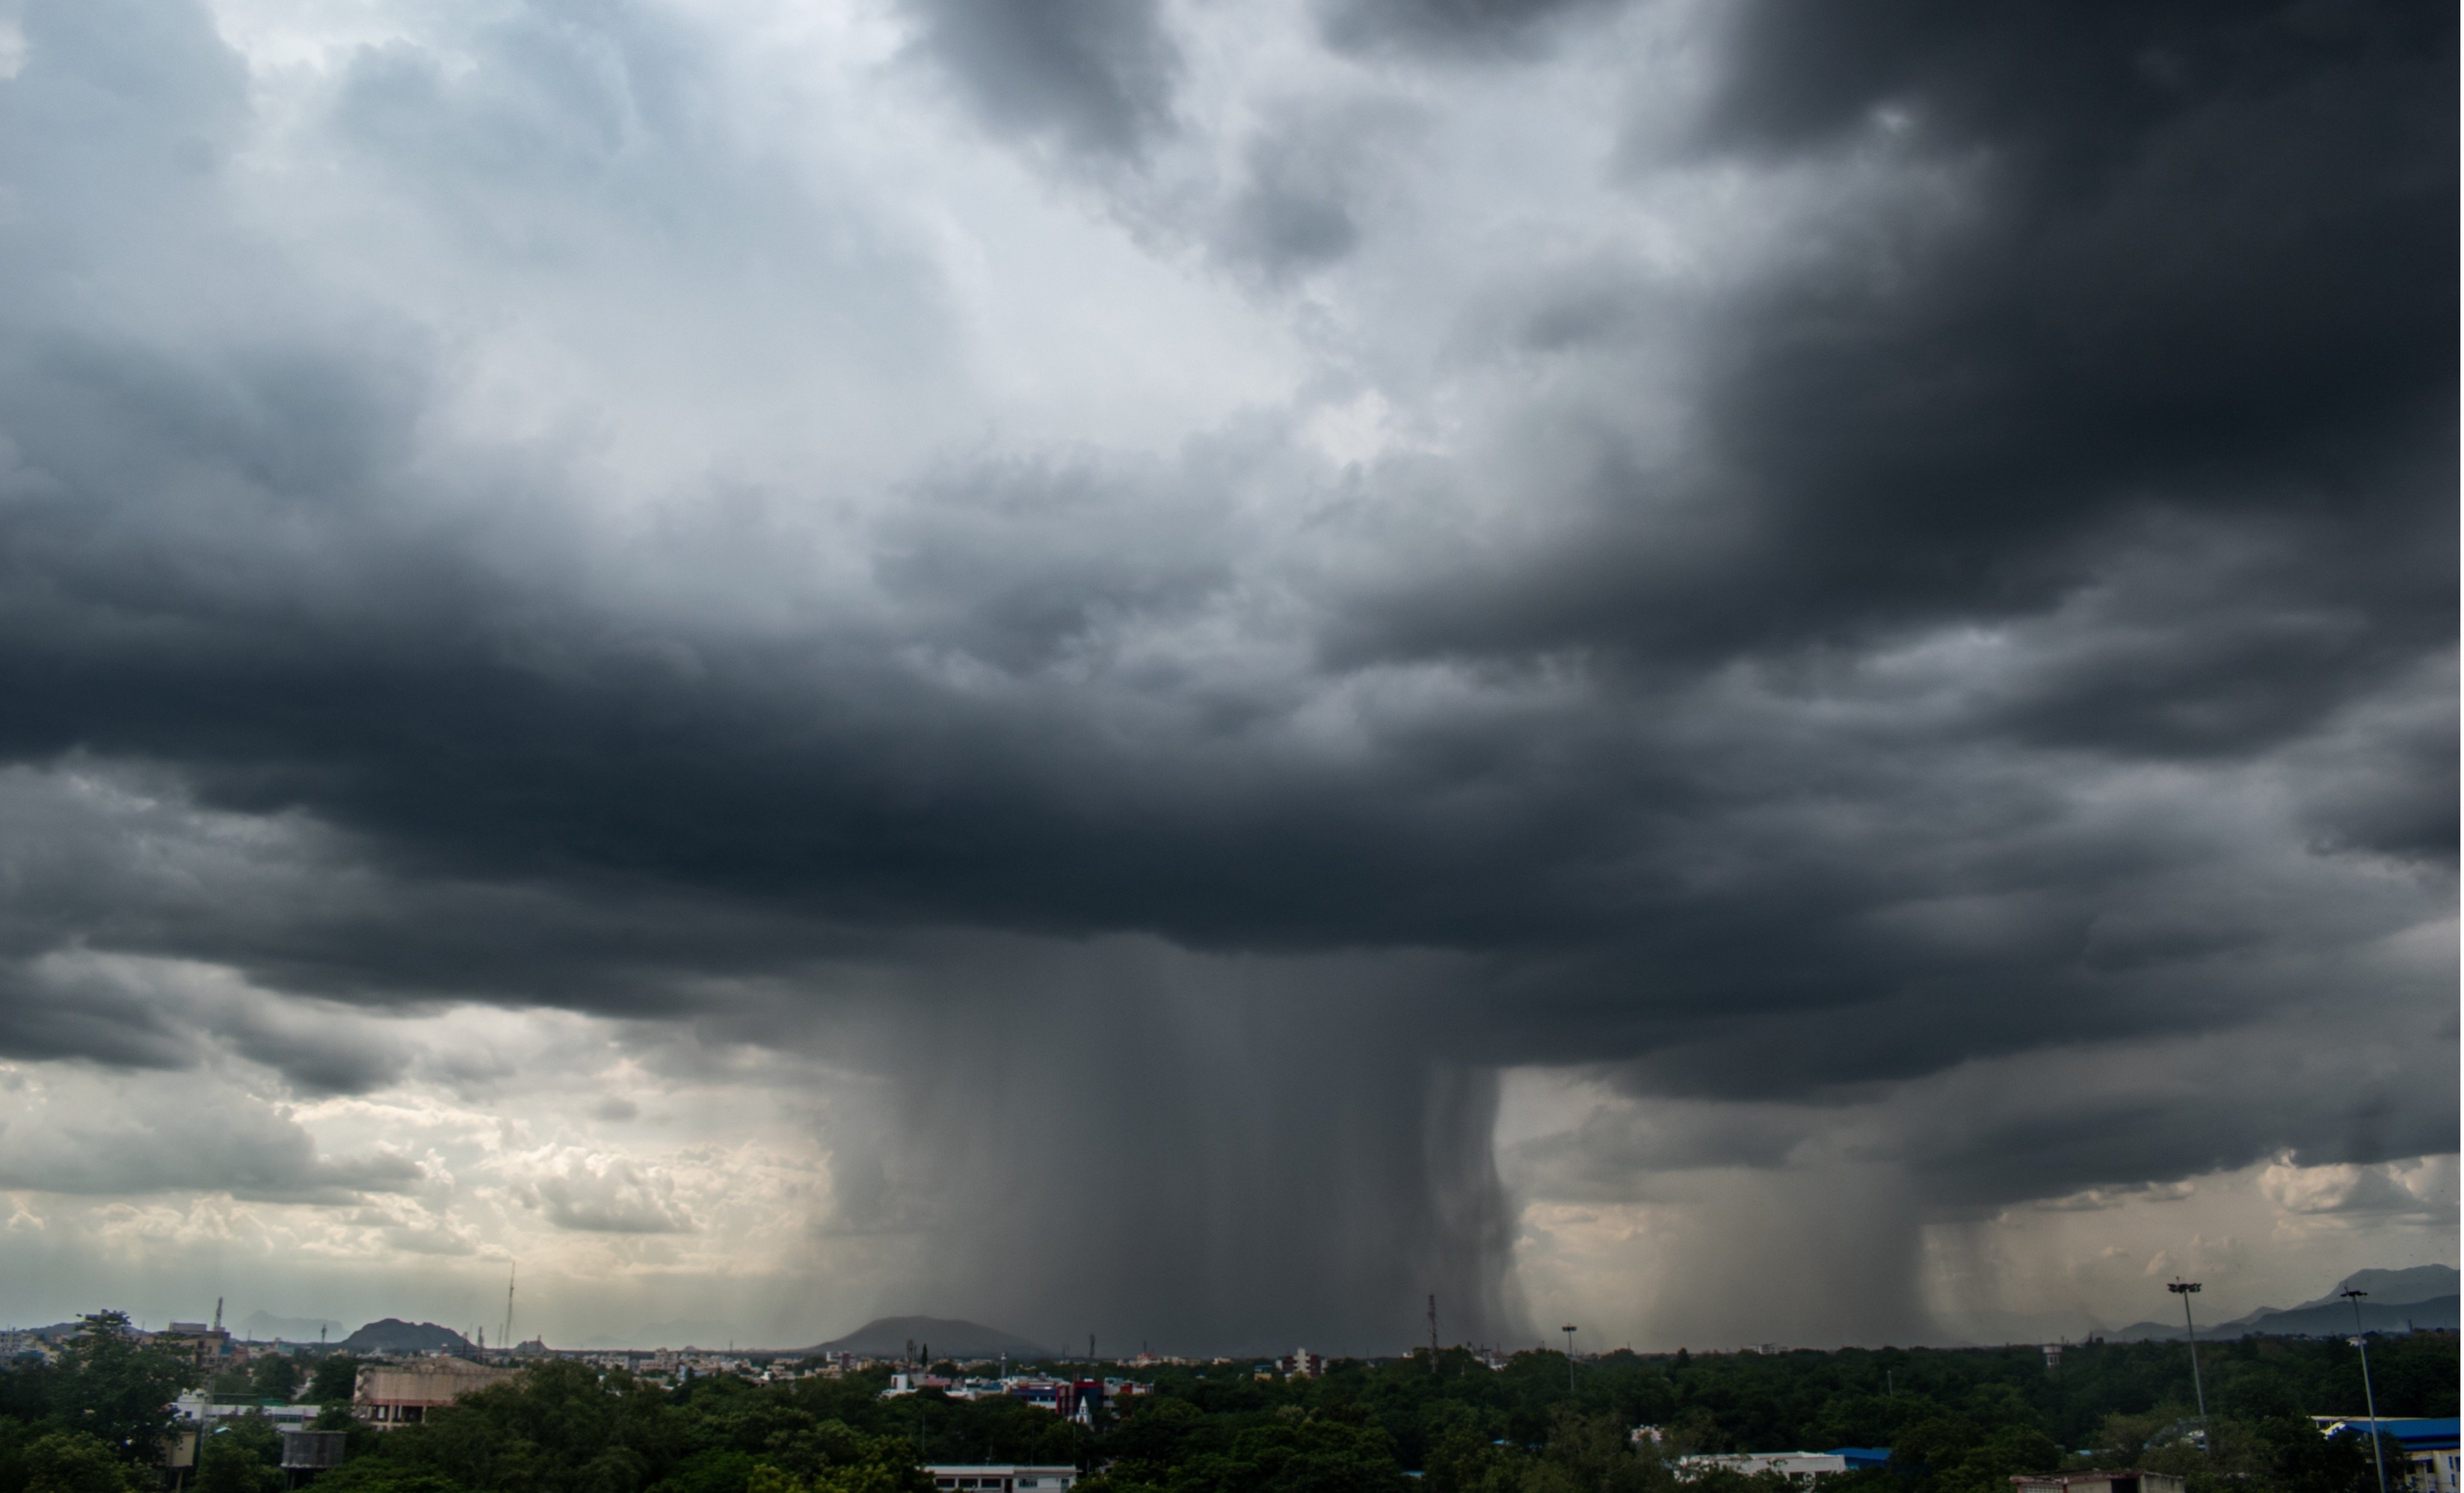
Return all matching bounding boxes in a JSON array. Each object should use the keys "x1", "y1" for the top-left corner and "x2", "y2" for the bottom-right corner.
[{"x1": 0, "y1": 0, "x2": 2451, "y2": 1358}]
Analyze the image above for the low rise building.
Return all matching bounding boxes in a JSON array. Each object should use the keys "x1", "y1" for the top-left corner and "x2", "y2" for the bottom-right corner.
[
  {"x1": 280, "y1": 1430, "x2": 349, "y2": 1474},
  {"x1": 1677, "y1": 1453, "x2": 1849, "y2": 1483},
  {"x1": 2010, "y1": 1471, "x2": 2185, "y2": 1493},
  {"x1": 923, "y1": 1466, "x2": 1076, "y2": 1492},
  {"x1": 173, "y1": 1393, "x2": 318, "y2": 1432},
  {"x1": 0, "y1": 1329, "x2": 54, "y2": 1364},
  {"x1": 355, "y1": 1358, "x2": 516, "y2": 1427},
  {"x1": 158, "y1": 1322, "x2": 234, "y2": 1368},
  {"x1": 2318, "y1": 1417, "x2": 2461, "y2": 1493}
]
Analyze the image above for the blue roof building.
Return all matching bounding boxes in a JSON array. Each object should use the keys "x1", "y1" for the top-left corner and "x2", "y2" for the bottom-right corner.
[{"x1": 2319, "y1": 1417, "x2": 2459, "y2": 1493}]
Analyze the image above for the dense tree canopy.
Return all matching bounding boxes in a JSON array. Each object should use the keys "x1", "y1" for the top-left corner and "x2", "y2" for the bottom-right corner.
[
  {"x1": 1077, "y1": 1334, "x2": 2454, "y2": 1493},
  {"x1": 0, "y1": 1325, "x2": 2450, "y2": 1493}
]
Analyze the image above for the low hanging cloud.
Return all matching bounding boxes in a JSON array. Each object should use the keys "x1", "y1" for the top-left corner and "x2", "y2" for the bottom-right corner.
[
  {"x1": 2261, "y1": 1154, "x2": 2457, "y2": 1220},
  {"x1": 519, "y1": 1152, "x2": 699, "y2": 1236},
  {"x1": 0, "y1": 1079, "x2": 423, "y2": 1205}
]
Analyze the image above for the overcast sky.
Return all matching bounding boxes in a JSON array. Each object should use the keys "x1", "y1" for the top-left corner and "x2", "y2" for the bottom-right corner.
[{"x1": 0, "y1": 0, "x2": 2452, "y2": 1356}]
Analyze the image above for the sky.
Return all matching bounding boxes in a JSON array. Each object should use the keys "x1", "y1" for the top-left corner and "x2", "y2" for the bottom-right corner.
[{"x1": 0, "y1": 0, "x2": 2453, "y2": 1356}]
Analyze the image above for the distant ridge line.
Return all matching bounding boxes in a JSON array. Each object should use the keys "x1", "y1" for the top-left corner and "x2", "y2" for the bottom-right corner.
[{"x1": 799, "y1": 1315, "x2": 1054, "y2": 1360}]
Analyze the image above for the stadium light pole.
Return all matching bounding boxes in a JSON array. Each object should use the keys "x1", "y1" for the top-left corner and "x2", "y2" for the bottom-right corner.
[
  {"x1": 2167, "y1": 1282, "x2": 2208, "y2": 1456},
  {"x1": 1562, "y1": 1325, "x2": 1578, "y2": 1396},
  {"x1": 2342, "y1": 1290, "x2": 2388, "y2": 1493}
]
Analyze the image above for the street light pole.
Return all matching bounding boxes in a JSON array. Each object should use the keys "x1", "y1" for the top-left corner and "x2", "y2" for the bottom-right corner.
[
  {"x1": 2342, "y1": 1290, "x2": 2388, "y2": 1493},
  {"x1": 2167, "y1": 1282, "x2": 2208, "y2": 1456},
  {"x1": 1562, "y1": 1325, "x2": 1578, "y2": 1397}
]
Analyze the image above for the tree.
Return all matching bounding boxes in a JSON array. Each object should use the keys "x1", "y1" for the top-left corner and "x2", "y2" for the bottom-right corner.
[
  {"x1": 745, "y1": 1462, "x2": 928, "y2": 1493},
  {"x1": 49, "y1": 1314, "x2": 192, "y2": 1463},
  {"x1": 315, "y1": 1461, "x2": 469, "y2": 1493},
  {"x1": 249, "y1": 1358, "x2": 300, "y2": 1402},
  {"x1": 196, "y1": 1432, "x2": 283, "y2": 1493},
  {"x1": 1532, "y1": 1409, "x2": 1670, "y2": 1493},
  {"x1": 309, "y1": 1357, "x2": 365, "y2": 1406},
  {"x1": 22, "y1": 1432, "x2": 141, "y2": 1493}
]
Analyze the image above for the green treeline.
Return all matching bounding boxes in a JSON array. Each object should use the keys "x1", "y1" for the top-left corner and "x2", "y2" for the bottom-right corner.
[
  {"x1": 0, "y1": 1314, "x2": 2451, "y2": 1493},
  {"x1": 1082, "y1": 1335, "x2": 2455, "y2": 1493}
]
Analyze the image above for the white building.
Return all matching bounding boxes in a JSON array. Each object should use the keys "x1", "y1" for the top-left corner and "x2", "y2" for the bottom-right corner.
[
  {"x1": 173, "y1": 1393, "x2": 319, "y2": 1431},
  {"x1": 923, "y1": 1467, "x2": 1076, "y2": 1492},
  {"x1": 1677, "y1": 1453, "x2": 1848, "y2": 1483}
]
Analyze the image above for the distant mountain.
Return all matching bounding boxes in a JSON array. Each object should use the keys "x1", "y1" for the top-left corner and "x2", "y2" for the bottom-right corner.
[
  {"x1": 2294, "y1": 1266, "x2": 2458, "y2": 1310},
  {"x1": 570, "y1": 1323, "x2": 735, "y2": 1349},
  {"x1": 2100, "y1": 1266, "x2": 2459, "y2": 1342},
  {"x1": 336, "y1": 1319, "x2": 476, "y2": 1355},
  {"x1": 801, "y1": 1316, "x2": 1052, "y2": 1361},
  {"x1": 238, "y1": 1311, "x2": 345, "y2": 1343},
  {"x1": 2228, "y1": 1296, "x2": 2457, "y2": 1338}
]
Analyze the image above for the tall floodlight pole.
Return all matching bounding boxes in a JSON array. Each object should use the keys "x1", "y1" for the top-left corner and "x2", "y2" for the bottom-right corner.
[
  {"x1": 2167, "y1": 1282, "x2": 2208, "y2": 1455},
  {"x1": 1562, "y1": 1325, "x2": 1578, "y2": 1396},
  {"x1": 2342, "y1": 1290, "x2": 2388, "y2": 1493}
]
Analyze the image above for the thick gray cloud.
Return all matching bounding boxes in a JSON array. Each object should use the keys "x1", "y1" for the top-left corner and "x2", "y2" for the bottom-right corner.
[
  {"x1": 0, "y1": 1082, "x2": 422, "y2": 1205},
  {"x1": 1316, "y1": 0, "x2": 1624, "y2": 61},
  {"x1": 899, "y1": 0, "x2": 1183, "y2": 159},
  {"x1": 0, "y1": 0, "x2": 2449, "y2": 1348},
  {"x1": 526, "y1": 1156, "x2": 698, "y2": 1235}
]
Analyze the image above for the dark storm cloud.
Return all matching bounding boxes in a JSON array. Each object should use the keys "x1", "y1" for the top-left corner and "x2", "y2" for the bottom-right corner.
[
  {"x1": 899, "y1": 0, "x2": 1182, "y2": 159},
  {"x1": 0, "y1": 0, "x2": 2450, "y2": 1347},
  {"x1": 1218, "y1": 148, "x2": 1360, "y2": 282},
  {"x1": 1358, "y1": 0, "x2": 2454, "y2": 679},
  {"x1": 1316, "y1": 0, "x2": 1624, "y2": 61},
  {"x1": 875, "y1": 451, "x2": 1237, "y2": 671},
  {"x1": 1206, "y1": 100, "x2": 1421, "y2": 282}
]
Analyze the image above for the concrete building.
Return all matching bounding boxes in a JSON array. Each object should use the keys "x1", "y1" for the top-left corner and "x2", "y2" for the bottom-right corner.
[
  {"x1": 1, "y1": 1330, "x2": 54, "y2": 1364},
  {"x1": 280, "y1": 1430, "x2": 348, "y2": 1474},
  {"x1": 159, "y1": 1322, "x2": 233, "y2": 1368},
  {"x1": 1670, "y1": 1450, "x2": 1886, "y2": 1483},
  {"x1": 2010, "y1": 1472, "x2": 2185, "y2": 1493},
  {"x1": 354, "y1": 1358, "x2": 516, "y2": 1427},
  {"x1": 923, "y1": 1467, "x2": 1076, "y2": 1492},
  {"x1": 998, "y1": 1378, "x2": 1105, "y2": 1423},
  {"x1": 1677, "y1": 1453, "x2": 1849, "y2": 1483},
  {"x1": 2318, "y1": 1418, "x2": 2462, "y2": 1493},
  {"x1": 173, "y1": 1393, "x2": 319, "y2": 1432}
]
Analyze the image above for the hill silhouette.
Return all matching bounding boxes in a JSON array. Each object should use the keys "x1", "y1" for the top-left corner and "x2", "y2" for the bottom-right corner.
[
  {"x1": 802, "y1": 1316, "x2": 1051, "y2": 1361},
  {"x1": 336, "y1": 1319, "x2": 477, "y2": 1355},
  {"x1": 2102, "y1": 1265, "x2": 2457, "y2": 1341}
]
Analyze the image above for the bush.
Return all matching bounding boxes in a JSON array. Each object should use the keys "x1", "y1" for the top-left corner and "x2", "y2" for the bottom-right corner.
[{"x1": 23, "y1": 1433, "x2": 140, "y2": 1493}]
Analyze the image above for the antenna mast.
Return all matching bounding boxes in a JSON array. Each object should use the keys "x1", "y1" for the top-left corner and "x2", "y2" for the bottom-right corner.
[{"x1": 502, "y1": 1261, "x2": 516, "y2": 1350}]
